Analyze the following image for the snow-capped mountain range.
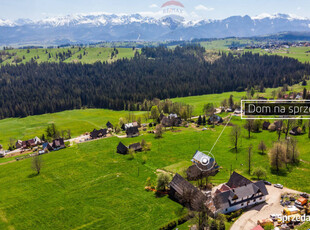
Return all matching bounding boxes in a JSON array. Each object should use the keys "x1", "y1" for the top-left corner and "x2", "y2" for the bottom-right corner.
[{"x1": 1, "y1": 13, "x2": 310, "y2": 45}]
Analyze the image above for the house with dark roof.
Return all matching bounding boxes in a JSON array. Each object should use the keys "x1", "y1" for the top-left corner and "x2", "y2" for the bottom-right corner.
[
  {"x1": 187, "y1": 150, "x2": 219, "y2": 180},
  {"x1": 168, "y1": 173, "x2": 207, "y2": 211},
  {"x1": 289, "y1": 127, "x2": 302, "y2": 136},
  {"x1": 208, "y1": 115, "x2": 223, "y2": 125},
  {"x1": 42, "y1": 142, "x2": 54, "y2": 152},
  {"x1": 16, "y1": 136, "x2": 41, "y2": 149},
  {"x1": 161, "y1": 115, "x2": 182, "y2": 127},
  {"x1": 41, "y1": 138, "x2": 65, "y2": 152},
  {"x1": 212, "y1": 172, "x2": 268, "y2": 214},
  {"x1": 106, "y1": 121, "x2": 113, "y2": 129},
  {"x1": 117, "y1": 142, "x2": 128, "y2": 154},
  {"x1": 52, "y1": 138, "x2": 65, "y2": 150},
  {"x1": 126, "y1": 126, "x2": 139, "y2": 138},
  {"x1": 262, "y1": 121, "x2": 270, "y2": 130},
  {"x1": 90, "y1": 129, "x2": 108, "y2": 139},
  {"x1": 129, "y1": 142, "x2": 142, "y2": 152}
]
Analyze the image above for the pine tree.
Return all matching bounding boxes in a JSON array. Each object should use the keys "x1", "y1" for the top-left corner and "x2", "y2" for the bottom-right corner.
[{"x1": 197, "y1": 115, "x2": 202, "y2": 125}]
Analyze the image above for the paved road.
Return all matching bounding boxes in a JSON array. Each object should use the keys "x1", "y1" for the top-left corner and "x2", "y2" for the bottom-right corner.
[{"x1": 230, "y1": 186, "x2": 301, "y2": 230}]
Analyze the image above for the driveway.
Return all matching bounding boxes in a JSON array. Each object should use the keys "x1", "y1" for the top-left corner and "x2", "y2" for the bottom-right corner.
[{"x1": 230, "y1": 186, "x2": 301, "y2": 230}]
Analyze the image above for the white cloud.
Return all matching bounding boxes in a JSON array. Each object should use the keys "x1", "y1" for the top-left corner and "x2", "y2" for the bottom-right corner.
[
  {"x1": 149, "y1": 4, "x2": 159, "y2": 8},
  {"x1": 195, "y1": 5, "x2": 214, "y2": 11}
]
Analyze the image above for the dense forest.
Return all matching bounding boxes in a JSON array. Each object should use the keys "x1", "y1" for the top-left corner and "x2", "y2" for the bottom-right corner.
[{"x1": 0, "y1": 45, "x2": 309, "y2": 119}]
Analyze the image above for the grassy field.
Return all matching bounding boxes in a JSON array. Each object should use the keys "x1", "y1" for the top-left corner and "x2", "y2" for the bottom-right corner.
[
  {"x1": 0, "y1": 47, "x2": 137, "y2": 65},
  {"x1": 1, "y1": 79, "x2": 309, "y2": 148},
  {"x1": 172, "y1": 80, "x2": 310, "y2": 115},
  {"x1": 0, "y1": 109, "x2": 145, "y2": 149},
  {"x1": 1, "y1": 113, "x2": 310, "y2": 229},
  {"x1": 199, "y1": 38, "x2": 257, "y2": 50},
  {"x1": 198, "y1": 38, "x2": 310, "y2": 63},
  {"x1": 244, "y1": 46, "x2": 310, "y2": 63}
]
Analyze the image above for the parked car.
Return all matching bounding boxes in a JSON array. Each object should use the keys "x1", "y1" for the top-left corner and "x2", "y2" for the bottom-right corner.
[
  {"x1": 300, "y1": 193, "x2": 309, "y2": 199},
  {"x1": 274, "y1": 184, "x2": 283, "y2": 189},
  {"x1": 264, "y1": 181, "x2": 272, "y2": 186}
]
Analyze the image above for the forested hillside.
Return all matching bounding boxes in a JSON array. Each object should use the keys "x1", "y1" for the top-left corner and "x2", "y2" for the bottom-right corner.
[{"x1": 0, "y1": 45, "x2": 309, "y2": 119}]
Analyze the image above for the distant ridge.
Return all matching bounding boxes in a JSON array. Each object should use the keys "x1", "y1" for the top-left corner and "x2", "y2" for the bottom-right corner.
[{"x1": 1, "y1": 13, "x2": 310, "y2": 46}]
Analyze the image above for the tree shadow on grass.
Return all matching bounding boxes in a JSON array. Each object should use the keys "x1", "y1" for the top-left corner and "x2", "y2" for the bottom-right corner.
[
  {"x1": 28, "y1": 173, "x2": 39, "y2": 178},
  {"x1": 270, "y1": 168, "x2": 288, "y2": 177}
]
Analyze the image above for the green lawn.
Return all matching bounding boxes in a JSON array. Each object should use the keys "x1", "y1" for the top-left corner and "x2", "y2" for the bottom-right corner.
[
  {"x1": 244, "y1": 47, "x2": 310, "y2": 63},
  {"x1": 1, "y1": 115, "x2": 310, "y2": 229},
  {"x1": 0, "y1": 109, "x2": 145, "y2": 149},
  {"x1": 171, "y1": 80, "x2": 310, "y2": 116}
]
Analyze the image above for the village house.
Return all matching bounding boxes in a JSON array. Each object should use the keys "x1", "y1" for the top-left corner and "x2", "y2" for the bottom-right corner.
[
  {"x1": 211, "y1": 172, "x2": 268, "y2": 214},
  {"x1": 15, "y1": 137, "x2": 41, "y2": 149},
  {"x1": 262, "y1": 121, "x2": 270, "y2": 130},
  {"x1": 90, "y1": 129, "x2": 108, "y2": 139},
  {"x1": 126, "y1": 126, "x2": 139, "y2": 138},
  {"x1": 117, "y1": 142, "x2": 128, "y2": 154},
  {"x1": 168, "y1": 173, "x2": 207, "y2": 211},
  {"x1": 106, "y1": 121, "x2": 113, "y2": 129},
  {"x1": 128, "y1": 142, "x2": 142, "y2": 152},
  {"x1": 208, "y1": 115, "x2": 223, "y2": 125},
  {"x1": 41, "y1": 138, "x2": 65, "y2": 153},
  {"x1": 187, "y1": 151, "x2": 220, "y2": 180},
  {"x1": 160, "y1": 114, "x2": 182, "y2": 127},
  {"x1": 289, "y1": 126, "x2": 303, "y2": 136},
  {"x1": 125, "y1": 122, "x2": 139, "y2": 130}
]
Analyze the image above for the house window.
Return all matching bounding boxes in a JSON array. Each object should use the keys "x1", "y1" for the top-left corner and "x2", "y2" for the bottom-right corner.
[
  {"x1": 260, "y1": 197, "x2": 262, "y2": 200},
  {"x1": 254, "y1": 199, "x2": 256, "y2": 202},
  {"x1": 241, "y1": 203, "x2": 243, "y2": 206}
]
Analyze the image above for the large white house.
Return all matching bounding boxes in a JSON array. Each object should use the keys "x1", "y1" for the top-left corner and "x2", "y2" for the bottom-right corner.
[{"x1": 212, "y1": 172, "x2": 268, "y2": 214}]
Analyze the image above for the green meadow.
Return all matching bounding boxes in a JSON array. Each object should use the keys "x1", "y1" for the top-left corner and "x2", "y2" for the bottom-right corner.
[
  {"x1": 0, "y1": 109, "x2": 144, "y2": 149},
  {"x1": 0, "y1": 113, "x2": 310, "y2": 229},
  {"x1": 1, "y1": 80, "x2": 309, "y2": 149},
  {"x1": 1, "y1": 47, "x2": 137, "y2": 65},
  {"x1": 245, "y1": 46, "x2": 310, "y2": 63}
]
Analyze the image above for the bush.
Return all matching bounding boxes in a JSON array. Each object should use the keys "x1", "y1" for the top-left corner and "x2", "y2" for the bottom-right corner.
[
  {"x1": 226, "y1": 209, "x2": 243, "y2": 222},
  {"x1": 156, "y1": 172, "x2": 171, "y2": 191},
  {"x1": 252, "y1": 167, "x2": 267, "y2": 180}
]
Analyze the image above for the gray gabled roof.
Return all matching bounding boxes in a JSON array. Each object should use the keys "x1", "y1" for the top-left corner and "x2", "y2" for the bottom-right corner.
[{"x1": 213, "y1": 172, "x2": 269, "y2": 210}]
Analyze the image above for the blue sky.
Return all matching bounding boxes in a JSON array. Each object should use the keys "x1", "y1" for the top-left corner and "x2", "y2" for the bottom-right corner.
[{"x1": 1, "y1": 0, "x2": 309, "y2": 20}]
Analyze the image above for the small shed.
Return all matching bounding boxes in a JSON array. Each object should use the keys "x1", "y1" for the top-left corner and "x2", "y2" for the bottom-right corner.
[
  {"x1": 117, "y1": 142, "x2": 128, "y2": 154},
  {"x1": 106, "y1": 121, "x2": 113, "y2": 129},
  {"x1": 129, "y1": 142, "x2": 142, "y2": 152}
]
